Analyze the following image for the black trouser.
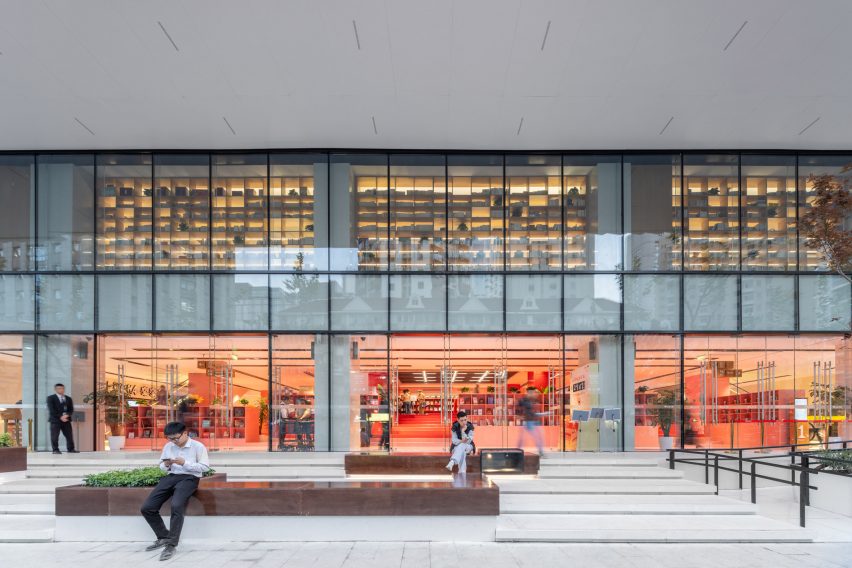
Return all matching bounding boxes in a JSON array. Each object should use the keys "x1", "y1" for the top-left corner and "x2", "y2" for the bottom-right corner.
[
  {"x1": 50, "y1": 420, "x2": 75, "y2": 452},
  {"x1": 140, "y1": 474, "x2": 199, "y2": 546}
]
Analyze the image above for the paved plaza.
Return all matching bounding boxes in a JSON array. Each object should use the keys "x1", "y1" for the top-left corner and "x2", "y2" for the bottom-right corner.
[{"x1": 2, "y1": 541, "x2": 852, "y2": 568}]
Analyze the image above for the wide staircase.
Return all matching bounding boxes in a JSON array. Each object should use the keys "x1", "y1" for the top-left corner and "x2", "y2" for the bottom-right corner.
[
  {"x1": 492, "y1": 454, "x2": 813, "y2": 543},
  {"x1": 0, "y1": 451, "x2": 816, "y2": 544},
  {"x1": 0, "y1": 452, "x2": 346, "y2": 543}
]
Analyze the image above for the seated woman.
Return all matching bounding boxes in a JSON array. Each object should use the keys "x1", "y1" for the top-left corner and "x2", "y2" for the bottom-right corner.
[{"x1": 446, "y1": 411, "x2": 475, "y2": 473}]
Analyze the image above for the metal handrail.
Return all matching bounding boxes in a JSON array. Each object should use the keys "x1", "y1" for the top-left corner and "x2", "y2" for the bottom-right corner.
[{"x1": 667, "y1": 441, "x2": 852, "y2": 528}]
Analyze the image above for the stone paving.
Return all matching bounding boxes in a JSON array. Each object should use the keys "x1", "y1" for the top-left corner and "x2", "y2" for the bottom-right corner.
[{"x1": 2, "y1": 541, "x2": 852, "y2": 568}]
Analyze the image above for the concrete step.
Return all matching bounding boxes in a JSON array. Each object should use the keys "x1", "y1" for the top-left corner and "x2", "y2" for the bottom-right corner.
[
  {"x1": 0, "y1": 515, "x2": 55, "y2": 543},
  {"x1": 500, "y1": 493, "x2": 758, "y2": 515},
  {"x1": 492, "y1": 478, "x2": 717, "y2": 495},
  {"x1": 26, "y1": 452, "x2": 346, "y2": 466},
  {"x1": 539, "y1": 458, "x2": 661, "y2": 467},
  {"x1": 25, "y1": 466, "x2": 345, "y2": 479},
  {"x1": 0, "y1": 503, "x2": 54, "y2": 515},
  {"x1": 538, "y1": 466, "x2": 683, "y2": 479},
  {"x1": 0, "y1": 479, "x2": 81, "y2": 494},
  {"x1": 495, "y1": 514, "x2": 812, "y2": 543}
]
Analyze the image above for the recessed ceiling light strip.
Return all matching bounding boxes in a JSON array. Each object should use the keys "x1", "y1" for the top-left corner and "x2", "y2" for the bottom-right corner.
[{"x1": 157, "y1": 21, "x2": 180, "y2": 52}]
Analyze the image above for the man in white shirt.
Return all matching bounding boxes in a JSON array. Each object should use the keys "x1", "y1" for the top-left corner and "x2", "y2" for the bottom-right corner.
[{"x1": 141, "y1": 421, "x2": 210, "y2": 561}]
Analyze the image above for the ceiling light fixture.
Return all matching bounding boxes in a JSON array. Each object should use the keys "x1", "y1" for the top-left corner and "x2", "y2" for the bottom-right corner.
[
  {"x1": 723, "y1": 21, "x2": 747, "y2": 51},
  {"x1": 540, "y1": 20, "x2": 551, "y2": 51},
  {"x1": 74, "y1": 117, "x2": 95, "y2": 136},
  {"x1": 451, "y1": 370, "x2": 458, "y2": 382},
  {"x1": 478, "y1": 371, "x2": 488, "y2": 382},
  {"x1": 422, "y1": 371, "x2": 428, "y2": 382},
  {"x1": 157, "y1": 21, "x2": 180, "y2": 52},
  {"x1": 516, "y1": 117, "x2": 524, "y2": 136},
  {"x1": 223, "y1": 116, "x2": 236, "y2": 135},
  {"x1": 798, "y1": 116, "x2": 820, "y2": 136},
  {"x1": 352, "y1": 20, "x2": 361, "y2": 50},
  {"x1": 658, "y1": 116, "x2": 674, "y2": 135},
  {"x1": 372, "y1": 115, "x2": 378, "y2": 135}
]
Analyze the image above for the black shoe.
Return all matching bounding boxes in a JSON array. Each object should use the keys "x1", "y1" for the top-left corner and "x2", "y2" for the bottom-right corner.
[
  {"x1": 160, "y1": 545, "x2": 176, "y2": 561},
  {"x1": 52, "y1": 450, "x2": 61, "y2": 455},
  {"x1": 67, "y1": 450, "x2": 80, "y2": 453},
  {"x1": 145, "y1": 538, "x2": 169, "y2": 551}
]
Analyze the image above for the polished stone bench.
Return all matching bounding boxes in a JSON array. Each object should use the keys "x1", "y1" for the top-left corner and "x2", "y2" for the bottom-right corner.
[
  {"x1": 54, "y1": 478, "x2": 499, "y2": 542},
  {"x1": 345, "y1": 451, "x2": 539, "y2": 475}
]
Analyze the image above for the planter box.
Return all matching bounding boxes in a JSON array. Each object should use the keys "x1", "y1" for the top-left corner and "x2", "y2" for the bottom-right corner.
[
  {"x1": 56, "y1": 475, "x2": 497, "y2": 517},
  {"x1": 56, "y1": 472, "x2": 228, "y2": 516},
  {"x1": 0, "y1": 447, "x2": 26, "y2": 473},
  {"x1": 345, "y1": 452, "x2": 539, "y2": 475}
]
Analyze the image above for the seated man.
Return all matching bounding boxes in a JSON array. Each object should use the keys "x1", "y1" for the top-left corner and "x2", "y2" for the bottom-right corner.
[
  {"x1": 140, "y1": 421, "x2": 210, "y2": 561},
  {"x1": 446, "y1": 411, "x2": 475, "y2": 473}
]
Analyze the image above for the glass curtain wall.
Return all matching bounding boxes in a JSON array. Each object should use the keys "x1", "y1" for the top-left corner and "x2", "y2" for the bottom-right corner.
[
  {"x1": 154, "y1": 155, "x2": 210, "y2": 270},
  {"x1": 563, "y1": 155, "x2": 622, "y2": 271},
  {"x1": 390, "y1": 155, "x2": 446, "y2": 271},
  {"x1": 448, "y1": 155, "x2": 504, "y2": 271},
  {"x1": 505, "y1": 156, "x2": 561, "y2": 270},
  {"x1": 0, "y1": 155, "x2": 34, "y2": 272},
  {"x1": 36, "y1": 155, "x2": 95, "y2": 271},
  {"x1": 270, "y1": 154, "x2": 329, "y2": 271},
  {"x1": 683, "y1": 155, "x2": 739, "y2": 271},
  {"x1": 211, "y1": 155, "x2": 268, "y2": 270},
  {"x1": 3, "y1": 149, "x2": 852, "y2": 454},
  {"x1": 96, "y1": 154, "x2": 153, "y2": 270}
]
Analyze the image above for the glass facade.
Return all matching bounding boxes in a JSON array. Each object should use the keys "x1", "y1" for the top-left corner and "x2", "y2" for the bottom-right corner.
[{"x1": 2, "y1": 150, "x2": 850, "y2": 452}]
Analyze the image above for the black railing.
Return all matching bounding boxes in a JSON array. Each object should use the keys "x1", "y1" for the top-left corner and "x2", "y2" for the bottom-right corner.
[{"x1": 668, "y1": 440, "x2": 852, "y2": 528}]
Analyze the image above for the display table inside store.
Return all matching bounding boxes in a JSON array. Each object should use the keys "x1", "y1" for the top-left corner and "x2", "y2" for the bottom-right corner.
[
  {"x1": 55, "y1": 477, "x2": 499, "y2": 542},
  {"x1": 345, "y1": 451, "x2": 539, "y2": 475}
]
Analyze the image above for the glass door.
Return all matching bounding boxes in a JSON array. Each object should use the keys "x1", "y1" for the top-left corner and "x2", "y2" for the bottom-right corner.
[{"x1": 389, "y1": 334, "x2": 449, "y2": 452}]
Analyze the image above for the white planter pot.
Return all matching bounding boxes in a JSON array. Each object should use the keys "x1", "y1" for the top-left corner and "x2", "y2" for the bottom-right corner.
[
  {"x1": 107, "y1": 435, "x2": 125, "y2": 451},
  {"x1": 658, "y1": 436, "x2": 675, "y2": 451}
]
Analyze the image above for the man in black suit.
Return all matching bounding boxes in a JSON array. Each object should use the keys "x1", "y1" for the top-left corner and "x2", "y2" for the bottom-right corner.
[{"x1": 47, "y1": 383, "x2": 78, "y2": 454}]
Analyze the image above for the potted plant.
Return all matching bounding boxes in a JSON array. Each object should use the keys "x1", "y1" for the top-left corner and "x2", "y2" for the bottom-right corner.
[
  {"x1": 83, "y1": 384, "x2": 130, "y2": 451},
  {"x1": 652, "y1": 389, "x2": 679, "y2": 451},
  {"x1": 239, "y1": 397, "x2": 250, "y2": 406},
  {"x1": 460, "y1": 387, "x2": 470, "y2": 394},
  {"x1": 255, "y1": 399, "x2": 268, "y2": 435}
]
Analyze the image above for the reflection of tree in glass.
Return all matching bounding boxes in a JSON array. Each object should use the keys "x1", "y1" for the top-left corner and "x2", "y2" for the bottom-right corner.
[{"x1": 800, "y1": 170, "x2": 852, "y2": 284}]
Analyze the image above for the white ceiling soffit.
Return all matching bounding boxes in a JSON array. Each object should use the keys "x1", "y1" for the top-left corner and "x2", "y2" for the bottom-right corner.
[{"x1": 0, "y1": 0, "x2": 851, "y2": 151}]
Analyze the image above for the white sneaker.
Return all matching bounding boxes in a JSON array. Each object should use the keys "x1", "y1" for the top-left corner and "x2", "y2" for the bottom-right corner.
[{"x1": 446, "y1": 460, "x2": 455, "y2": 471}]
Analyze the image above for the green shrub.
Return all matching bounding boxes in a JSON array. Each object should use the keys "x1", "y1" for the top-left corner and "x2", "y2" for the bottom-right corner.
[
  {"x1": 811, "y1": 450, "x2": 852, "y2": 473},
  {"x1": 83, "y1": 466, "x2": 216, "y2": 487},
  {"x1": 0, "y1": 432, "x2": 15, "y2": 447}
]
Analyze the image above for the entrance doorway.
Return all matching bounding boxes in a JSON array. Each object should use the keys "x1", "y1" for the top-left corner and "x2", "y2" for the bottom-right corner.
[
  {"x1": 97, "y1": 335, "x2": 269, "y2": 451},
  {"x1": 389, "y1": 334, "x2": 563, "y2": 453}
]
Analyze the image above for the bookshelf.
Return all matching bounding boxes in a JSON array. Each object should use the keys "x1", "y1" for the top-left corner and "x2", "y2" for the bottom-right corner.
[
  {"x1": 563, "y1": 175, "x2": 589, "y2": 270},
  {"x1": 124, "y1": 404, "x2": 260, "y2": 447},
  {"x1": 684, "y1": 174, "x2": 739, "y2": 270},
  {"x1": 456, "y1": 392, "x2": 556, "y2": 427},
  {"x1": 211, "y1": 175, "x2": 267, "y2": 270},
  {"x1": 154, "y1": 178, "x2": 210, "y2": 269},
  {"x1": 97, "y1": 175, "x2": 153, "y2": 269},
  {"x1": 355, "y1": 176, "x2": 389, "y2": 270},
  {"x1": 270, "y1": 175, "x2": 316, "y2": 269},
  {"x1": 390, "y1": 176, "x2": 446, "y2": 270},
  {"x1": 448, "y1": 176, "x2": 504, "y2": 270},
  {"x1": 507, "y1": 175, "x2": 561, "y2": 270},
  {"x1": 742, "y1": 175, "x2": 796, "y2": 270}
]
